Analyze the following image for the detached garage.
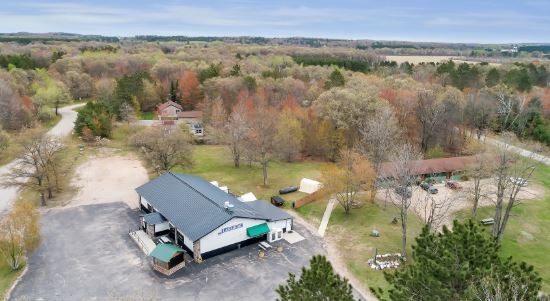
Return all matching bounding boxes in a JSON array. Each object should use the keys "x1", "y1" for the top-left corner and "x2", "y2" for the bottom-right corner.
[{"x1": 135, "y1": 172, "x2": 293, "y2": 262}]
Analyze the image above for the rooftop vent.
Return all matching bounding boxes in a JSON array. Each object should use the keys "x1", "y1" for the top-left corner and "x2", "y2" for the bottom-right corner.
[{"x1": 224, "y1": 201, "x2": 235, "y2": 210}]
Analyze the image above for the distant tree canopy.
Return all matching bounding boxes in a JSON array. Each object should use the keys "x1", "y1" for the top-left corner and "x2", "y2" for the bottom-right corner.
[
  {"x1": 292, "y1": 55, "x2": 372, "y2": 73},
  {"x1": 0, "y1": 53, "x2": 39, "y2": 70},
  {"x1": 198, "y1": 63, "x2": 221, "y2": 83},
  {"x1": 372, "y1": 221, "x2": 542, "y2": 301}
]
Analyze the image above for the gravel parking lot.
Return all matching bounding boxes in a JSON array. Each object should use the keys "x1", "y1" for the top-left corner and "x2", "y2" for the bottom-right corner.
[{"x1": 10, "y1": 202, "x2": 325, "y2": 301}]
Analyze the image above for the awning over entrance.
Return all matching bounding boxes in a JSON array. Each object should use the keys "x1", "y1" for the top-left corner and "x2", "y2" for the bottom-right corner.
[
  {"x1": 150, "y1": 244, "x2": 184, "y2": 263},
  {"x1": 143, "y1": 212, "x2": 166, "y2": 225},
  {"x1": 246, "y1": 223, "x2": 270, "y2": 238}
]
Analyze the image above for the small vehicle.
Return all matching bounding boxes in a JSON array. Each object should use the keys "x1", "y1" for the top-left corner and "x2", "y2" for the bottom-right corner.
[
  {"x1": 270, "y1": 195, "x2": 286, "y2": 206},
  {"x1": 420, "y1": 182, "x2": 438, "y2": 194},
  {"x1": 394, "y1": 186, "x2": 412, "y2": 199},
  {"x1": 446, "y1": 181, "x2": 462, "y2": 190},
  {"x1": 509, "y1": 177, "x2": 528, "y2": 187},
  {"x1": 480, "y1": 218, "x2": 495, "y2": 225},
  {"x1": 279, "y1": 186, "x2": 299, "y2": 194}
]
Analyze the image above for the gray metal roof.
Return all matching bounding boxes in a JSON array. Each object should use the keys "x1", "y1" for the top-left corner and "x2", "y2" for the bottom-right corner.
[
  {"x1": 143, "y1": 212, "x2": 166, "y2": 225},
  {"x1": 135, "y1": 173, "x2": 270, "y2": 241},
  {"x1": 246, "y1": 200, "x2": 293, "y2": 221}
]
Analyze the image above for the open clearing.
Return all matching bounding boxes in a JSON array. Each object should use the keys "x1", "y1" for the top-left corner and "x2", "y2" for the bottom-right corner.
[
  {"x1": 67, "y1": 149, "x2": 149, "y2": 209},
  {"x1": 385, "y1": 55, "x2": 501, "y2": 66}
]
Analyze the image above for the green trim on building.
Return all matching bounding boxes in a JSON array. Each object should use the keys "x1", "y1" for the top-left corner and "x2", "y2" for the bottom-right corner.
[
  {"x1": 246, "y1": 223, "x2": 270, "y2": 237},
  {"x1": 150, "y1": 243, "x2": 184, "y2": 263}
]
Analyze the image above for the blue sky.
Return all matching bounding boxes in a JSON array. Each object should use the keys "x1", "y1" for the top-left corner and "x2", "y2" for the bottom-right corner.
[{"x1": 1, "y1": 0, "x2": 549, "y2": 43}]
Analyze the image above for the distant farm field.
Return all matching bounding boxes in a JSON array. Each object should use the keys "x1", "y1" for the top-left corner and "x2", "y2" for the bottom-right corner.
[{"x1": 385, "y1": 55, "x2": 500, "y2": 66}]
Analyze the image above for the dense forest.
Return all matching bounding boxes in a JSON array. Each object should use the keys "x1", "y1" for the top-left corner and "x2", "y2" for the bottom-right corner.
[{"x1": 1, "y1": 40, "x2": 549, "y2": 164}]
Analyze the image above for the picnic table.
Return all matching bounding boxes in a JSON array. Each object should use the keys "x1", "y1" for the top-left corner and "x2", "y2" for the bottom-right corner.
[{"x1": 259, "y1": 241, "x2": 272, "y2": 251}]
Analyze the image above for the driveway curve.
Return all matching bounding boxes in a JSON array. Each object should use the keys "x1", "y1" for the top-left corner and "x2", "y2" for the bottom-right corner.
[{"x1": 0, "y1": 103, "x2": 85, "y2": 216}]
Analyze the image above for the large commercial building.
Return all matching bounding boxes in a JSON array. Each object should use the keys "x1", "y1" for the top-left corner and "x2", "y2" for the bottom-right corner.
[{"x1": 135, "y1": 172, "x2": 293, "y2": 262}]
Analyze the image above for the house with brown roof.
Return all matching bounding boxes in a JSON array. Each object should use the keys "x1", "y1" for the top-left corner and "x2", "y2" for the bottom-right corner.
[
  {"x1": 378, "y1": 155, "x2": 479, "y2": 180},
  {"x1": 157, "y1": 101, "x2": 204, "y2": 136}
]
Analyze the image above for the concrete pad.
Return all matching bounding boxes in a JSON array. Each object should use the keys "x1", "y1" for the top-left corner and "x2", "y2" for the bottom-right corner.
[{"x1": 284, "y1": 231, "x2": 305, "y2": 244}]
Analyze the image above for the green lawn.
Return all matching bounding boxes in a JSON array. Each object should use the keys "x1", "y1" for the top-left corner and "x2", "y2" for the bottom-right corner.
[
  {"x1": 140, "y1": 112, "x2": 155, "y2": 120},
  {"x1": 0, "y1": 260, "x2": 24, "y2": 300},
  {"x1": 454, "y1": 163, "x2": 550, "y2": 292},
  {"x1": 175, "y1": 145, "x2": 325, "y2": 201},
  {"x1": 297, "y1": 195, "x2": 424, "y2": 295}
]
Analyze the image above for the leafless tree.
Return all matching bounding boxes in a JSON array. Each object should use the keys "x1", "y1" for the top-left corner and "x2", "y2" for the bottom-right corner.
[
  {"x1": 1, "y1": 129, "x2": 64, "y2": 205},
  {"x1": 119, "y1": 102, "x2": 136, "y2": 125},
  {"x1": 413, "y1": 191, "x2": 455, "y2": 231},
  {"x1": 246, "y1": 104, "x2": 277, "y2": 186},
  {"x1": 226, "y1": 101, "x2": 250, "y2": 167},
  {"x1": 491, "y1": 135, "x2": 537, "y2": 245},
  {"x1": 357, "y1": 104, "x2": 400, "y2": 201},
  {"x1": 469, "y1": 272, "x2": 541, "y2": 301},
  {"x1": 130, "y1": 127, "x2": 193, "y2": 174},
  {"x1": 383, "y1": 143, "x2": 422, "y2": 258},
  {"x1": 468, "y1": 153, "x2": 493, "y2": 217},
  {"x1": 416, "y1": 89, "x2": 446, "y2": 152}
]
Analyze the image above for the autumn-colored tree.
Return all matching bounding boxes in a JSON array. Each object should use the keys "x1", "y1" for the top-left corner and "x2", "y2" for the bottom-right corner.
[
  {"x1": 321, "y1": 149, "x2": 374, "y2": 214},
  {"x1": 315, "y1": 119, "x2": 345, "y2": 162},
  {"x1": 274, "y1": 110, "x2": 304, "y2": 162},
  {"x1": 0, "y1": 201, "x2": 41, "y2": 270},
  {"x1": 179, "y1": 71, "x2": 202, "y2": 110}
]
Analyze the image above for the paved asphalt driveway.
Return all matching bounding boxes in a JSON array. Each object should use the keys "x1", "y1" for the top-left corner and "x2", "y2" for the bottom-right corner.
[
  {"x1": 10, "y1": 202, "x2": 326, "y2": 301},
  {"x1": 0, "y1": 103, "x2": 85, "y2": 217}
]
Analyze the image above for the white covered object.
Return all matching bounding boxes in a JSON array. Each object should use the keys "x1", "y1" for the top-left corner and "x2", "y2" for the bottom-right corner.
[
  {"x1": 219, "y1": 186, "x2": 229, "y2": 193},
  {"x1": 298, "y1": 178, "x2": 322, "y2": 194},
  {"x1": 210, "y1": 181, "x2": 219, "y2": 187},
  {"x1": 238, "y1": 192, "x2": 257, "y2": 202}
]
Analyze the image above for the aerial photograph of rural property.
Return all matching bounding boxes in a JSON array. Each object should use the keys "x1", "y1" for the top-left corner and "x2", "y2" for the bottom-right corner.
[{"x1": 1, "y1": 1, "x2": 550, "y2": 300}]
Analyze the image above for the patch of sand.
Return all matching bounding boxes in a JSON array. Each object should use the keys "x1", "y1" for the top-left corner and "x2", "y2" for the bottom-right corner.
[
  {"x1": 381, "y1": 179, "x2": 545, "y2": 230},
  {"x1": 67, "y1": 153, "x2": 149, "y2": 209}
]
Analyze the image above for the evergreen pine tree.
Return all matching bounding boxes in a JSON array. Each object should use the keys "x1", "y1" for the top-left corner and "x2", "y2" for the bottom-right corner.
[
  {"x1": 326, "y1": 69, "x2": 345, "y2": 89},
  {"x1": 277, "y1": 255, "x2": 356, "y2": 301},
  {"x1": 371, "y1": 220, "x2": 542, "y2": 301}
]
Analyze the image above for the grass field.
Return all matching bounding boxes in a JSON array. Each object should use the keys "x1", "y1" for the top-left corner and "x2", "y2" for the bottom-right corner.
[
  {"x1": 454, "y1": 163, "x2": 550, "y2": 292},
  {"x1": 140, "y1": 112, "x2": 155, "y2": 120},
  {"x1": 296, "y1": 194, "x2": 424, "y2": 295},
  {"x1": 175, "y1": 145, "x2": 325, "y2": 201}
]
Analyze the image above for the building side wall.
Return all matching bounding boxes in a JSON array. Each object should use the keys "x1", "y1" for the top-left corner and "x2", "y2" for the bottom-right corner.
[
  {"x1": 155, "y1": 221, "x2": 170, "y2": 232},
  {"x1": 199, "y1": 217, "x2": 266, "y2": 254},
  {"x1": 160, "y1": 105, "x2": 180, "y2": 117},
  {"x1": 267, "y1": 219, "x2": 290, "y2": 232}
]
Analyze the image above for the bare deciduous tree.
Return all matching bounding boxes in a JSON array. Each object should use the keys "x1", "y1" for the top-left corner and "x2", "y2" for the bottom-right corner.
[
  {"x1": 357, "y1": 104, "x2": 400, "y2": 202},
  {"x1": 130, "y1": 127, "x2": 193, "y2": 174},
  {"x1": 1, "y1": 129, "x2": 64, "y2": 205},
  {"x1": 413, "y1": 190, "x2": 454, "y2": 231},
  {"x1": 226, "y1": 101, "x2": 250, "y2": 167},
  {"x1": 468, "y1": 153, "x2": 492, "y2": 217},
  {"x1": 491, "y1": 135, "x2": 537, "y2": 245},
  {"x1": 416, "y1": 89, "x2": 446, "y2": 152},
  {"x1": 246, "y1": 104, "x2": 277, "y2": 186},
  {"x1": 384, "y1": 143, "x2": 422, "y2": 258}
]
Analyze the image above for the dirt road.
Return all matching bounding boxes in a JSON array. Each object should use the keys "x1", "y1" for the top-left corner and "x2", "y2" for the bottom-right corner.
[{"x1": 0, "y1": 103, "x2": 85, "y2": 216}]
